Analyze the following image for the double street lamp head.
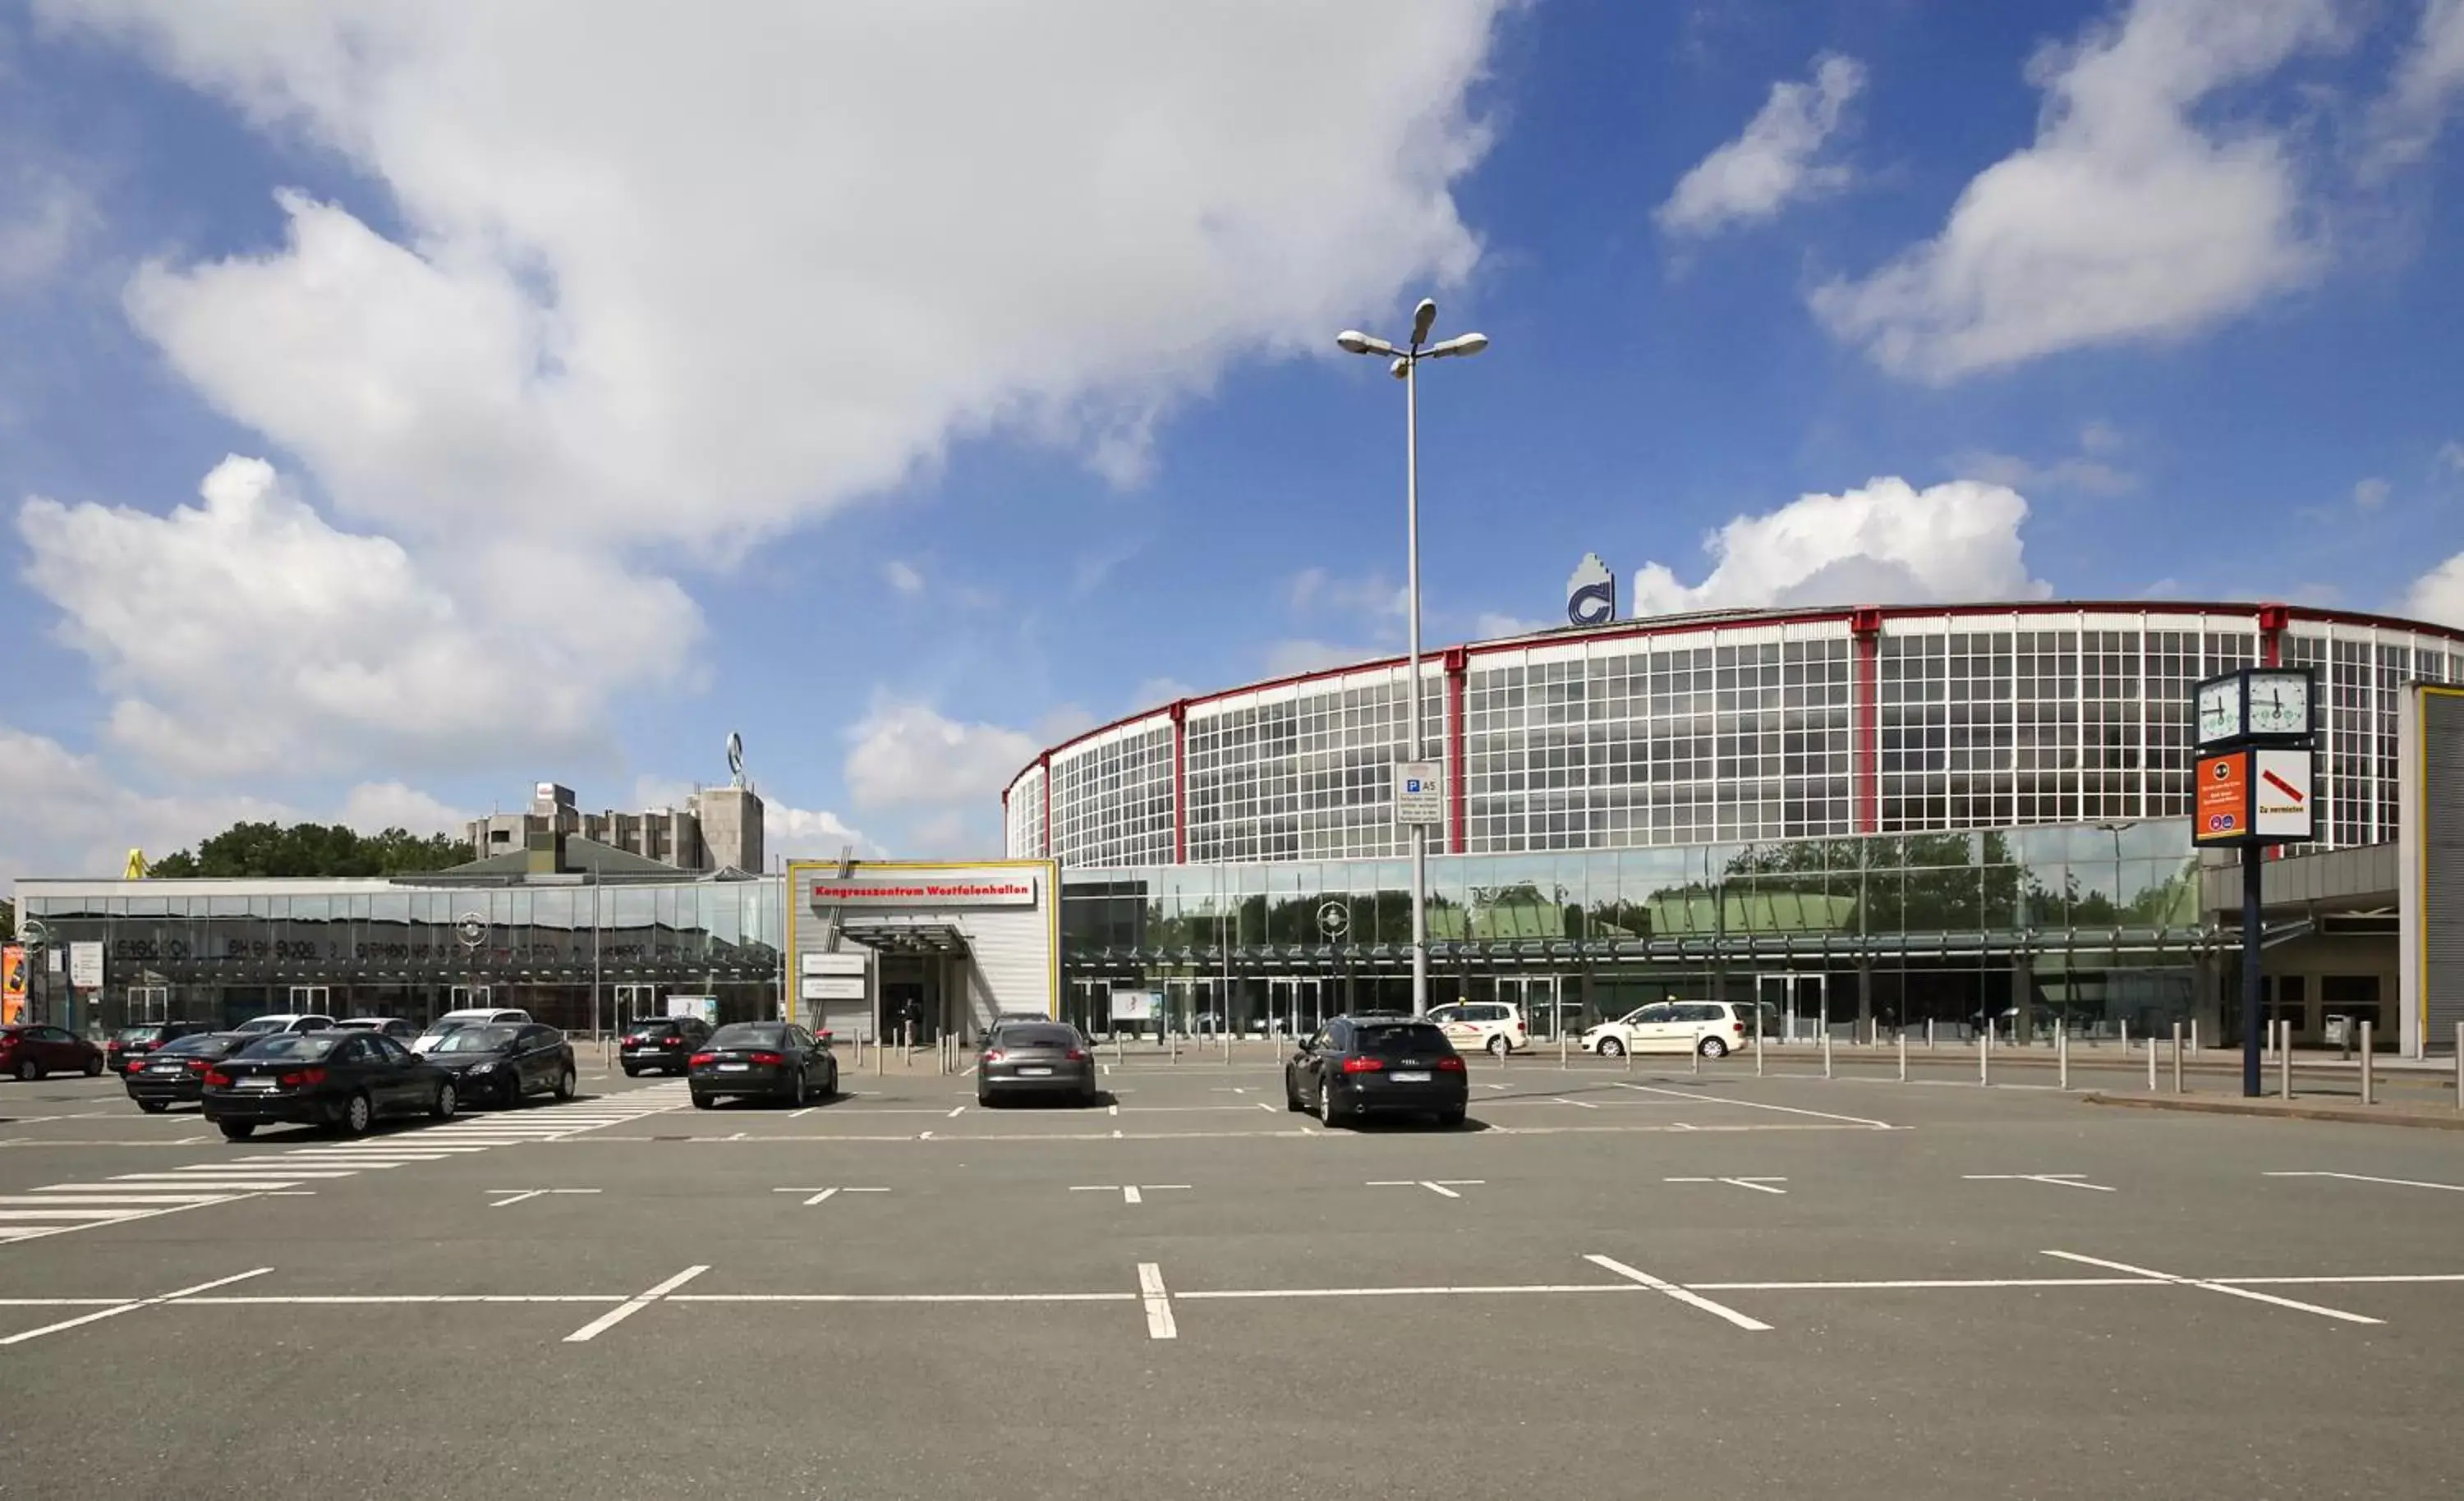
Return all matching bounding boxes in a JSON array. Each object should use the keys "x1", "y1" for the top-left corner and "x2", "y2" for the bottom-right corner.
[{"x1": 1335, "y1": 301, "x2": 1488, "y2": 366}]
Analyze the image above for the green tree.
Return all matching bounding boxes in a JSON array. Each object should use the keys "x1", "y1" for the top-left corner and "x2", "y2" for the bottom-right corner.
[
  {"x1": 1, "y1": 898, "x2": 13, "y2": 942},
  {"x1": 145, "y1": 821, "x2": 469, "y2": 878}
]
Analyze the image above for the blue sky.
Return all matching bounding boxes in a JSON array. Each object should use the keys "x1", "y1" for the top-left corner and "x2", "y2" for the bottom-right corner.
[{"x1": 2, "y1": 0, "x2": 2462, "y2": 876}]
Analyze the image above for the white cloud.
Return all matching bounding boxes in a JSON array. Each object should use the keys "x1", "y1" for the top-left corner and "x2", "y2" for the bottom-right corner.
[
  {"x1": 1472, "y1": 611, "x2": 1551, "y2": 638},
  {"x1": 16, "y1": 455, "x2": 697, "y2": 778},
  {"x1": 1288, "y1": 567, "x2": 1405, "y2": 620},
  {"x1": 1657, "y1": 53, "x2": 1866, "y2": 236},
  {"x1": 844, "y1": 698, "x2": 1039, "y2": 813},
  {"x1": 338, "y1": 781, "x2": 464, "y2": 836},
  {"x1": 0, "y1": 722, "x2": 292, "y2": 883},
  {"x1": 2405, "y1": 551, "x2": 2464, "y2": 627},
  {"x1": 2352, "y1": 476, "x2": 2391, "y2": 512},
  {"x1": 1129, "y1": 676, "x2": 1197, "y2": 708},
  {"x1": 764, "y1": 802, "x2": 871, "y2": 860},
  {"x1": 2372, "y1": 0, "x2": 2464, "y2": 170},
  {"x1": 1262, "y1": 639, "x2": 1383, "y2": 676},
  {"x1": 882, "y1": 560, "x2": 925, "y2": 596},
  {"x1": 1948, "y1": 424, "x2": 2138, "y2": 496},
  {"x1": 1811, "y1": 0, "x2": 2333, "y2": 383},
  {"x1": 1630, "y1": 477, "x2": 2051, "y2": 617},
  {"x1": 32, "y1": 0, "x2": 1507, "y2": 783},
  {"x1": 2437, "y1": 439, "x2": 2464, "y2": 475},
  {"x1": 0, "y1": 168, "x2": 93, "y2": 288}
]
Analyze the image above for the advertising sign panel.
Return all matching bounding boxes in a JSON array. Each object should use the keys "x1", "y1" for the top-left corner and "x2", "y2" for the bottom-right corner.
[
  {"x1": 809, "y1": 876, "x2": 1037, "y2": 911},
  {"x1": 2, "y1": 945, "x2": 23, "y2": 1026},
  {"x1": 801, "y1": 975, "x2": 867, "y2": 1002},
  {"x1": 2193, "y1": 751, "x2": 2250, "y2": 845},
  {"x1": 1109, "y1": 989, "x2": 1160, "y2": 1021},
  {"x1": 2251, "y1": 748, "x2": 2317, "y2": 842},
  {"x1": 67, "y1": 941, "x2": 103, "y2": 989}
]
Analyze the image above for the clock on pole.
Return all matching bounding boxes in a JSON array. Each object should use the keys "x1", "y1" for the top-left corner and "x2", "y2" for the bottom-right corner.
[{"x1": 2189, "y1": 663, "x2": 2317, "y2": 1099}]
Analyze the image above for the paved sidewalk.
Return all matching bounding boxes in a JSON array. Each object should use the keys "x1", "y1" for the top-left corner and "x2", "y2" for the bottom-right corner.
[{"x1": 2084, "y1": 1090, "x2": 2464, "y2": 1131}]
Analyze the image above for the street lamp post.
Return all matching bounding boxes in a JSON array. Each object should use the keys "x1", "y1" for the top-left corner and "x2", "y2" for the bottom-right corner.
[{"x1": 1335, "y1": 301, "x2": 1488, "y2": 1017}]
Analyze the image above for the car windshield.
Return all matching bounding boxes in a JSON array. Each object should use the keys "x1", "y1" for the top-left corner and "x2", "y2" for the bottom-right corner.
[
  {"x1": 625, "y1": 1018, "x2": 680, "y2": 1035},
  {"x1": 993, "y1": 1024, "x2": 1078, "y2": 1049},
  {"x1": 156, "y1": 1035, "x2": 241, "y2": 1058},
  {"x1": 114, "y1": 1026, "x2": 164, "y2": 1043},
  {"x1": 234, "y1": 1035, "x2": 339, "y2": 1061},
  {"x1": 1353, "y1": 1022, "x2": 1451, "y2": 1056},
  {"x1": 408, "y1": 1024, "x2": 467, "y2": 1053},
  {"x1": 431, "y1": 1026, "x2": 517, "y2": 1053},
  {"x1": 710, "y1": 1023, "x2": 787, "y2": 1049}
]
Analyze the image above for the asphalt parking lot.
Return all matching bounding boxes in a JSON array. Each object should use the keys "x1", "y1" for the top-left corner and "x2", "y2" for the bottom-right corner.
[{"x1": 3, "y1": 1053, "x2": 2461, "y2": 1499}]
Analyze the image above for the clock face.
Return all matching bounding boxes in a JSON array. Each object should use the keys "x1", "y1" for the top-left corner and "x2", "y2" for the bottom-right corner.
[
  {"x1": 2247, "y1": 672, "x2": 2310, "y2": 735},
  {"x1": 2195, "y1": 678, "x2": 2243, "y2": 746}
]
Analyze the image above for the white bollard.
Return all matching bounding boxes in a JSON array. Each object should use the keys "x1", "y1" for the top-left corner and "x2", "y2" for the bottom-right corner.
[
  {"x1": 2148, "y1": 1031, "x2": 2158, "y2": 1091},
  {"x1": 1979, "y1": 1028, "x2": 1989, "y2": 1086},
  {"x1": 2057, "y1": 1021, "x2": 2068, "y2": 1092},
  {"x1": 2456, "y1": 1021, "x2": 2462, "y2": 1113},
  {"x1": 1754, "y1": 1028, "x2": 1764, "y2": 1077},
  {"x1": 2278, "y1": 1019, "x2": 2292, "y2": 1100},
  {"x1": 2171, "y1": 1021, "x2": 2184, "y2": 1094},
  {"x1": 1690, "y1": 1039, "x2": 1699, "y2": 1076},
  {"x1": 2121, "y1": 1018, "x2": 2129, "y2": 1057},
  {"x1": 1897, "y1": 1030, "x2": 1907, "y2": 1083},
  {"x1": 1927, "y1": 1017, "x2": 1936, "y2": 1051},
  {"x1": 2190, "y1": 1018, "x2": 2200, "y2": 1058},
  {"x1": 1823, "y1": 1028, "x2": 1833, "y2": 1080},
  {"x1": 2360, "y1": 1020, "x2": 2375, "y2": 1106}
]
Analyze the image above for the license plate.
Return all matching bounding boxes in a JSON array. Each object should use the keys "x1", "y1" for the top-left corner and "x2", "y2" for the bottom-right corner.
[
  {"x1": 1019, "y1": 1066, "x2": 1054, "y2": 1076},
  {"x1": 241, "y1": 1076, "x2": 278, "y2": 1090},
  {"x1": 719, "y1": 1063, "x2": 749, "y2": 1072},
  {"x1": 1392, "y1": 1071, "x2": 1431, "y2": 1083}
]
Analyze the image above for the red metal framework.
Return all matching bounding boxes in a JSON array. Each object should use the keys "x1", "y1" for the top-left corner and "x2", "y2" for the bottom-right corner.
[{"x1": 1444, "y1": 646, "x2": 1469, "y2": 854}]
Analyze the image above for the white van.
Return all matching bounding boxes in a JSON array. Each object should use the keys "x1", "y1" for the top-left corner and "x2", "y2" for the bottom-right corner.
[
  {"x1": 1583, "y1": 1000, "x2": 1752, "y2": 1058},
  {"x1": 1425, "y1": 1001, "x2": 1529, "y2": 1057}
]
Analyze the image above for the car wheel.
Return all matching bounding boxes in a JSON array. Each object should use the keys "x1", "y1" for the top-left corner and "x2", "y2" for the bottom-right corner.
[
  {"x1": 1437, "y1": 1107, "x2": 1466, "y2": 1129},
  {"x1": 339, "y1": 1091, "x2": 375, "y2": 1136},
  {"x1": 137, "y1": 1099, "x2": 169, "y2": 1113},
  {"x1": 1699, "y1": 1036, "x2": 1729, "y2": 1058},
  {"x1": 1317, "y1": 1077, "x2": 1346, "y2": 1127},
  {"x1": 1487, "y1": 1035, "x2": 1510, "y2": 1058},
  {"x1": 554, "y1": 1066, "x2": 577, "y2": 1102},
  {"x1": 690, "y1": 1093, "x2": 715, "y2": 1109},
  {"x1": 1285, "y1": 1073, "x2": 1307, "y2": 1112},
  {"x1": 218, "y1": 1121, "x2": 256, "y2": 1141},
  {"x1": 976, "y1": 1089, "x2": 993, "y2": 1108},
  {"x1": 11, "y1": 1058, "x2": 35, "y2": 1081},
  {"x1": 1598, "y1": 1036, "x2": 1625, "y2": 1058},
  {"x1": 620, "y1": 1064, "x2": 638, "y2": 1077},
  {"x1": 790, "y1": 1072, "x2": 807, "y2": 1109},
  {"x1": 823, "y1": 1065, "x2": 838, "y2": 1099},
  {"x1": 432, "y1": 1081, "x2": 457, "y2": 1120},
  {"x1": 83, "y1": 1054, "x2": 104, "y2": 1077}
]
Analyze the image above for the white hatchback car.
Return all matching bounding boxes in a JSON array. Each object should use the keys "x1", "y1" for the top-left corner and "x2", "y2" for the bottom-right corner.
[
  {"x1": 1426, "y1": 1001, "x2": 1529, "y2": 1057},
  {"x1": 1584, "y1": 1000, "x2": 1753, "y2": 1058}
]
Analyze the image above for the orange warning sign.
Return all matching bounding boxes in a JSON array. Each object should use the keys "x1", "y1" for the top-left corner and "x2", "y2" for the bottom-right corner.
[{"x1": 2194, "y1": 751, "x2": 2250, "y2": 844}]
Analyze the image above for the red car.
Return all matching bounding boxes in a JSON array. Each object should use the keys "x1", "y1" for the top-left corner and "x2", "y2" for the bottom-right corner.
[{"x1": 0, "y1": 1024, "x2": 106, "y2": 1081}]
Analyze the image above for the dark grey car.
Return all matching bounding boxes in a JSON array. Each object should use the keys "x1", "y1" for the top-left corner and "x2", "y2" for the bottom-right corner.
[{"x1": 976, "y1": 1021, "x2": 1097, "y2": 1108}]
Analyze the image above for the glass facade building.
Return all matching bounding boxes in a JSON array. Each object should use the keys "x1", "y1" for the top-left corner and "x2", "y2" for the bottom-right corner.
[{"x1": 1005, "y1": 603, "x2": 2464, "y2": 1039}]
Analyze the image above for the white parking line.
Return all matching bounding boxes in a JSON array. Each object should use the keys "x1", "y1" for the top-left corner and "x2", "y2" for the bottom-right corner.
[
  {"x1": 1965, "y1": 1173, "x2": 2116, "y2": 1193},
  {"x1": 1666, "y1": 1177, "x2": 1789, "y2": 1195},
  {"x1": 1138, "y1": 1262, "x2": 1176, "y2": 1340},
  {"x1": 2263, "y1": 1171, "x2": 2464, "y2": 1193},
  {"x1": 562, "y1": 1264, "x2": 708, "y2": 1343},
  {"x1": 946, "y1": 1104, "x2": 966, "y2": 1118},
  {"x1": 1366, "y1": 1179, "x2": 1484, "y2": 1199},
  {"x1": 0, "y1": 1268, "x2": 273, "y2": 1347},
  {"x1": 489, "y1": 1188, "x2": 602, "y2": 1209},
  {"x1": 1551, "y1": 1097, "x2": 1599, "y2": 1109},
  {"x1": 1610, "y1": 1082, "x2": 1894, "y2": 1130},
  {"x1": 1584, "y1": 1254, "x2": 1772, "y2": 1331},
  {"x1": 2040, "y1": 1250, "x2": 2380, "y2": 1324}
]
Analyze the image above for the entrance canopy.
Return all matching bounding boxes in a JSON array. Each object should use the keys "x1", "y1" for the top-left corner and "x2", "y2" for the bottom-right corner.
[{"x1": 838, "y1": 918, "x2": 972, "y2": 957}]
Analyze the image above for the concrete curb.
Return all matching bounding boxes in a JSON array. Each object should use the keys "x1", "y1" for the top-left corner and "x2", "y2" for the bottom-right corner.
[{"x1": 2082, "y1": 1092, "x2": 2464, "y2": 1131}]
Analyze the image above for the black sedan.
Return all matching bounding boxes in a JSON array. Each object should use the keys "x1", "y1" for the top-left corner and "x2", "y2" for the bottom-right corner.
[
  {"x1": 202, "y1": 1031, "x2": 457, "y2": 1140},
  {"x1": 421, "y1": 1023, "x2": 578, "y2": 1107},
  {"x1": 122, "y1": 1031, "x2": 252, "y2": 1113},
  {"x1": 620, "y1": 1015, "x2": 711, "y2": 1076},
  {"x1": 1285, "y1": 1014, "x2": 1468, "y2": 1129},
  {"x1": 105, "y1": 1020, "x2": 218, "y2": 1074},
  {"x1": 687, "y1": 1022, "x2": 837, "y2": 1108},
  {"x1": 976, "y1": 1021, "x2": 1098, "y2": 1108}
]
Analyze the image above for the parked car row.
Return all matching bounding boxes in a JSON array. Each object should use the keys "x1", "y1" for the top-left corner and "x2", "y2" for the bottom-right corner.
[{"x1": 109, "y1": 1012, "x2": 577, "y2": 1138}]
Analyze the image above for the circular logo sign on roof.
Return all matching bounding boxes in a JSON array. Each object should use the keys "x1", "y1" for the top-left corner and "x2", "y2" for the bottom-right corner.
[
  {"x1": 1317, "y1": 901, "x2": 1350, "y2": 939},
  {"x1": 456, "y1": 914, "x2": 487, "y2": 948}
]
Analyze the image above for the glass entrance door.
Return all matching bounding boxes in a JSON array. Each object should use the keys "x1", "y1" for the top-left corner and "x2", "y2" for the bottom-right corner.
[
  {"x1": 128, "y1": 986, "x2": 168, "y2": 1024},
  {"x1": 1478, "y1": 975, "x2": 1571, "y2": 1040},
  {"x1": 1756, "y1": 973, "x2": 1827, "y2": 1041},
  {"x1": 1266, "y1": 977, "x2": 1324, "y2": 1040},
  {"x1": 288, "y1": 985, "x2": 331, "y2": 1014}
]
